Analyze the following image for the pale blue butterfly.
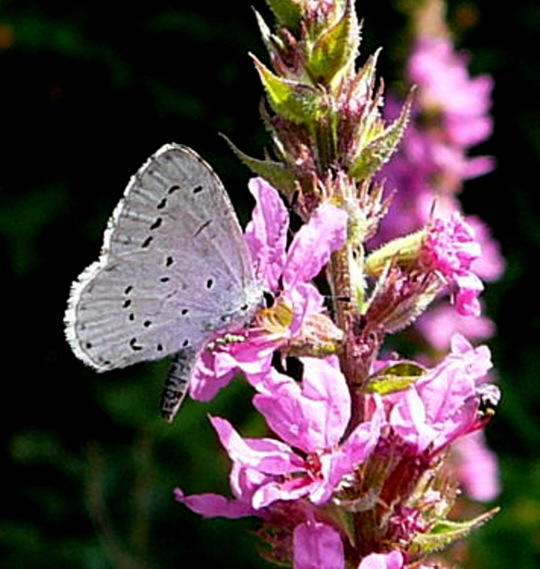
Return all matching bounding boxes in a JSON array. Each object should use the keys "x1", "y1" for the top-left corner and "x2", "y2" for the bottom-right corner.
[{"x1": 65, "y1": 144, "x2": 264, "y2": 421}]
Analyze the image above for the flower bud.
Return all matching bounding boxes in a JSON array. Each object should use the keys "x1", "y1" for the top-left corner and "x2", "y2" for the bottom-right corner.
[
  {"x1": 265, "y1": 0, "x2": 303, "y2": 30},
  {"x1": 252, "y1": 55, "x2": 326, "y2": 125},
  {"x1": 306, "y1": 0, "x2": 360, "y2": 84}
]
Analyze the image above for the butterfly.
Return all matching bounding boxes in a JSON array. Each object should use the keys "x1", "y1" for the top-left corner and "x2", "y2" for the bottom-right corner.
[{"x1": 65, "y1": 144, "x2": 264, "y2": 421}]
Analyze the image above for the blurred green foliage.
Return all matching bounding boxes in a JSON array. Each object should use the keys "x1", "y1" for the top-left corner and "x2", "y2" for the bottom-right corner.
[{"x1": 1, "y1": 1, "x2": 539, "y2": 568}]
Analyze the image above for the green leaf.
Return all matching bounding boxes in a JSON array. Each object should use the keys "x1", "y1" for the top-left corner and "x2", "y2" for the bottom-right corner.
[
  {"x1": 366, "y1": 361, "x2": 426, "y2": 394},
  {"x1": 265, "y1": 0, "x2": 303, "y2": 30},
  {"x1": 254, "y1": 9, "x2": 280, "y2": 59},
  {"x1": 411, "y1": 508, "x2": 500, "y2": 556},
  {"x1": 223, "y1": 136, "x2": 298, "y2": 197},
  {"x1": 252, "y1": 55, "x2": 325, "y2": 125},
  {"x1": 380, "y1": 362, "x2": 427, "y2": 377},
  {"x1": 365, "y1": 229, "x2": 426, "y2": 277},
  {"x1": 349, "y1": 89, "x2": 415, "y2": 179},
  {"x1": 307, "y1": 0, "x2": 361, "y2": 84}
]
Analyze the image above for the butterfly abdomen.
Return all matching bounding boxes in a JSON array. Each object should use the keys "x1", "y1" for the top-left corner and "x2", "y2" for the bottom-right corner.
[{"x1": 160, "y1": 347, "x2": 198, "y2": 422}]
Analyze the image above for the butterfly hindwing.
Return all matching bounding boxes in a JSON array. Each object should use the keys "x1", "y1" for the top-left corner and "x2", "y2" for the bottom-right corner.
[{"x1": 65, "y1": 144, "x2": 262, "y2": 372}]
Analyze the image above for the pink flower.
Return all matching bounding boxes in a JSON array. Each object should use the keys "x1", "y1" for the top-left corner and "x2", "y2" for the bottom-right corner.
[
  {"x1": 190, "y1": 178, "x2": 347, "y2": 401},
  {"x1": 293, "y1": 519, "x2": 345, "y2": 569},
  {"x1": 416, "y1": 304, "x2": 495, "y2": 351},
  {"x1": 420, "y1": 213, "x2": 483, "y2": 316},
  {"x1": 408, "y1": 36, "x2": 494, "y2": 147},
  {"x1": 388, "y1": 334, "x2": 493, "y2": 455},
  {"x1": 454, "y1": 431, "x2": 500, "y2": 501},
  {"x1": 466, "y1": 216, "x2": 506, "y2": 282},
  {"x1": 180, "y1": 358, "x2": 383, "y2": 514},
  {"x1": 358, "y1": 551, "x2": 404, "y2": 569}
]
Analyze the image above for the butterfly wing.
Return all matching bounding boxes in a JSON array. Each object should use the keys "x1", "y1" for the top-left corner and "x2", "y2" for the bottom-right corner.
[{"x1": 65, "y1": 144, "x2": 262, "y2": 372}]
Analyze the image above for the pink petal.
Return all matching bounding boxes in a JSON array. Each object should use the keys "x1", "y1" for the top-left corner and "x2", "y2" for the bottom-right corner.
[
  {"x1": 174, "y1": 488, "x2": 255, "y2": 519},
  {"x1": 454, "y1": 272, "x2": 483, "y2": 316},
  {"x1": 190, "y1": 350, "x2": 237, "y2": 401},
  {"x1": 358, "y1": 551, "x2": 404, "y2": 569},
  {"x1": 189, "y1": 332, "x2": 276, "y2": 401},
  {"x1": 340, "y1": 397, "x2": 384, "y2": 467},
  {"x1": 252, "y1": 477, "x2": 318, "y2": 509},
  {"x1": 464, "y1": 155, "x2": 495, "y2": 179},
  {"x1": 244, "y1": 177, "x2": 289, "y2": 291},
  {"x1": 416, "y1": 305, "x2": 495, "y2": 351},
  {"x1": 293, "y1": 521, "x2": 344, "y2": 569},
  {"x1": 229, "y1": 461, "x2": 273, "y2": 502},
  {"x1": 283, "y1": 203, "x2": 347, "y2": 288},
  {"x1": 287, "y1": 282, "x2": 326, "y2": 335},
  {"x1": 417, "y1": 359, "x2": 477, "y2": 426},
  {"x1": 454, "y1": 432, "x2": 501, "y2": 501},
  {"x1": 253, "y1": 358, "x2": 350, "y2": 453},
  {"x1": 300, "y1": 358, "x2": 351, "y2": 448},
  {"x1": 466, "y1": 216, "x2": 505, "y2": 282},
  {"x1": 390, "y1": 388, "x2": 436, "y2": 452},
  {"x1": 210, "y1": 416, "x2": 303, "y2": 475}
]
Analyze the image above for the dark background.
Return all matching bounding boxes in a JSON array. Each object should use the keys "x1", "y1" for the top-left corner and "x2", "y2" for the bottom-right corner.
[{"x1": 1, "y1": 1, "x2": 538, "y2": 568}]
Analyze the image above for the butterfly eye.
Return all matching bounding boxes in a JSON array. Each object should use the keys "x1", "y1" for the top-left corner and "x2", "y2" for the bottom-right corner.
[{"x1": 263, "y1": 291, "x2": 275, "y2": 308}]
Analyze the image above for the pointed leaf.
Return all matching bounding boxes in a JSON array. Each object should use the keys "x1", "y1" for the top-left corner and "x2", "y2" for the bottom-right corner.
[
  {"x1": 411, "y1": 508, "x2": 500, "y2": 556},
  {"x1": 254, "y1": 9, "x2": 278, "y2": 58},
  {"x1": 366, "y1": 362, "x2": 426, "y2": 395},
  {"x1": 307, "y1": 0, "x2": 361, "y2": 84},
  {"x1": 265, "y1": 0, "x2": 302, "y2": 30},
  {"x1": 365, "y1": 229, "x2": 425, "y2": 277},
  {"x1": 366, "y1": 377, "x2": 417, "y2": 395},
  {"x1": 252, "y1": 55, "x2": 325, "y2": 125},
  {"x1": 223, "y1": 135, "x2": 298, "y2": 197},
  {"x1": 349, "y1": 90, "x2": 415, "y2": 179}
]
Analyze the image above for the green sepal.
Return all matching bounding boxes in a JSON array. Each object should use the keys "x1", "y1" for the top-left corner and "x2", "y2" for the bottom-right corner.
[
  {"x1": 349, "y1": 90, "x2": 415, "y2": 179},
  {"x1": 264, "y1": 0, "x2": 302, "y2": 31},
  {"x1": 366, "y1": 362, "x2": 426, "y2": 395},
  {"x1": 365, "y1": 229, "x2": 426, "y2": 277},
  {"x1": 254, "y1": 9, "x2": 280, "y2": 59},
  {"x1": 252, "y1": 55, "x2": 325, "y2": 125},
  {"x1": 306, "y1": 0, "x2": 361, "y2": 84},
  {"x1": 223, "y1": 135, "x2": 298, "y2": 197},
  {"x1": 410, "y1": 508, "x2": 500, "y2": 557}
]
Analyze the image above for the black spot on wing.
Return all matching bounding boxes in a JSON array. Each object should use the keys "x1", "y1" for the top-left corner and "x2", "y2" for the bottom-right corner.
[
  {"x1": 150, "y1": 217, "x2": 162, "y2": 230},
  {"x1": 130, "y1": 338, "x2": 143, "y2": 351}
]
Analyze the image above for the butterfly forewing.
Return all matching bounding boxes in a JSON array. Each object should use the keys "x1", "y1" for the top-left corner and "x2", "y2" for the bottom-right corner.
[{"x1": 65, "y1": 144, "x2": 262, "y2": 373}]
